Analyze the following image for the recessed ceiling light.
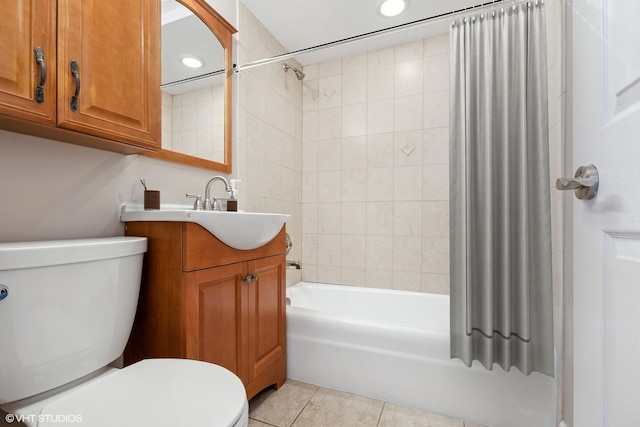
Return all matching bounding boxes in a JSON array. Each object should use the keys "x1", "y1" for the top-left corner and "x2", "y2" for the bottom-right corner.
[
  {"x1": 377, "y1": 0, "x2": 407, "y2": 17},
  {"x1": 181, "y1": 55, "x2": 204, "y2": 69}
]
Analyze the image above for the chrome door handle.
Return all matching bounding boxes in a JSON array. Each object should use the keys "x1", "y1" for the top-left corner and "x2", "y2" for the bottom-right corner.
[{"x1": 555, "y1": 164, "x2": 599, "y2": 200}]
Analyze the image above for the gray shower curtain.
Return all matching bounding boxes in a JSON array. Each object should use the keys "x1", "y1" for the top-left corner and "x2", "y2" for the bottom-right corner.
[{"x1": 449, "y1": 2, "x2": 554, "y2": 377}]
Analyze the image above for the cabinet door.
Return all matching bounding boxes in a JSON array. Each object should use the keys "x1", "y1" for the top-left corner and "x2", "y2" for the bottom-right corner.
[
  {"x1": 246, "y1": 255, "x2": 286, "y2": 383},
  {"x1": 0, "y1": 0, "x2": 56, "y2": 125},
  {"x1": 184, "y1": 262, "x2": 246, "y2": 382},
  {"x1": 57, "y1": 0, "x2": 160, "y2": 149}
]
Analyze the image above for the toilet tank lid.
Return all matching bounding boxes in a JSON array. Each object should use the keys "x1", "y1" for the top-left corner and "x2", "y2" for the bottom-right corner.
[{"x1": 0, "y1": 237, "x2": 147, "y2": 271}]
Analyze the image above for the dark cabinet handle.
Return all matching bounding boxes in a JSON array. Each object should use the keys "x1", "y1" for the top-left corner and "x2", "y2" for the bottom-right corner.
[
  {"x1": 70, "y1": 60, "x2": 80, "y2": 112},
  {"x1": 33, "y1": 47, "x2": 46, "y2": 104}
]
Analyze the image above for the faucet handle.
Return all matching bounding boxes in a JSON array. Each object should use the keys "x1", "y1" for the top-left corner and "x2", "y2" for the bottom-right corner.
[{"x1": 185, "y1": 193, "x2": 204, "y2": 210}]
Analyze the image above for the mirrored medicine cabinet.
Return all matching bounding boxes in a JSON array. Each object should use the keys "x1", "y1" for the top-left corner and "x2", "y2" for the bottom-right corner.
[{"x1": 145, "y1": 0, "x2": 236, "y2": 173}]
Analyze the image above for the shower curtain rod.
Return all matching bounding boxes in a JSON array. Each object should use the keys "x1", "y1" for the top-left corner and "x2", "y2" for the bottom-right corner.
[
  {"x1": 233, "y1": 0, "x2": 534, "y2": 73},
  {"x1": 160, "y1": 69, "x2": 225, "y2": 89}
]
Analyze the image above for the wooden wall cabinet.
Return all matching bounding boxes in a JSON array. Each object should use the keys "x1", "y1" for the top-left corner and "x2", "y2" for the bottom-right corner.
[
  {"x1": 124, "y1": 221, "x2": 287, "y2": 399},
  {"x1": 0, "y1": 0, "x2": 160, "y2": 154}
]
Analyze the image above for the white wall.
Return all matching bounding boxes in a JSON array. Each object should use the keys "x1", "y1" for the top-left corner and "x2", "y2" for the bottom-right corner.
[
  {"x1": 0, "y1": 0, "x2": 242, "y2": 243},
  {"x1": 545, "y1": 0, "x2": 566, "y2": 423},
  {"x1": 0, "y1": 130, "x2": 229, "y2": 242}
]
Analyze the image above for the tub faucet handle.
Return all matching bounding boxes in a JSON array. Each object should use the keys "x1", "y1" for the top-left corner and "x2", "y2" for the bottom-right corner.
[{"x1": 286, "y1": 260, "x2": 301, "y2": 270}]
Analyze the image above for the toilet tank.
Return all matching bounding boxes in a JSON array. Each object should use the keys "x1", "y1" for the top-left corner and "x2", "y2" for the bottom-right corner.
[{"x1": 0, "y1": 237, "x2": 147, "y2": 404}]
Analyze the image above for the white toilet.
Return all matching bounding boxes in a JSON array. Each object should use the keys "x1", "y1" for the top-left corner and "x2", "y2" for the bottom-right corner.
[{"x1": 0, "y1": 237, "x2": 248, "y2": 427}]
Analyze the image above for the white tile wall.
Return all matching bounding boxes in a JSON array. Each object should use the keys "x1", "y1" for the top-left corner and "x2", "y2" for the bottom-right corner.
[
  {"x1": 161, "y1": 85, "x2": 225, "y2": 162},
  {"x1": 237, "y1": 2, "x2": 303, "y2": 285},
  {"x1": 301, "y1": 35, "x2": 452, "y2": 293}
]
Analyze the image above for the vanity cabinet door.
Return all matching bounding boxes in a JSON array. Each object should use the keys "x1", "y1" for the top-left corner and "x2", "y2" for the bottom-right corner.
[
  {"x1": 56, "y1": 0, "x2": 161, "y2": 149},
  {"x1": 183, "y1": 254, "x2": 287, "y2": 396},
  {"x1": 245, "y1": 255, "x2": 287, "y2": 398},
  {"x1": 0, "y1": 0, "x2": 56, "y2": 125},
  {"x1": 184, "y1": 262, "x2": 246, "y2": 382}
]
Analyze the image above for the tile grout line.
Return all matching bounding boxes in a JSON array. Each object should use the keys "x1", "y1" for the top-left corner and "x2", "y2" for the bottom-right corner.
[
  {"x1": 287, "y1": 385, "x2": 320, "y2": 427},
  {"x1": 375, "y1": 401, "x2": 387, "y2": 427},
  {"x1": 248, "y1": 418, "x2": 279, "y2": 427}
]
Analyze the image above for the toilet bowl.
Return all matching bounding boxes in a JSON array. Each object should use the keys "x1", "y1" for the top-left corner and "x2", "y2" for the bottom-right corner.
[{"x1": 0, "y1": 237, "x2": 248, "y2": 427}]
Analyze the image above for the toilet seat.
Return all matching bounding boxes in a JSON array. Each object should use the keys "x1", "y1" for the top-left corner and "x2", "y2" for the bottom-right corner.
[{"x1": 37, "y1": 359, "x2": 248, "y2": 427}]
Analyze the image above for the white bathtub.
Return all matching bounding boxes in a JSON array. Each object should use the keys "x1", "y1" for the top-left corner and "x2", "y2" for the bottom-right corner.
[{"x1": 286, "y1": 282, "x2": 556, "y2": 427}]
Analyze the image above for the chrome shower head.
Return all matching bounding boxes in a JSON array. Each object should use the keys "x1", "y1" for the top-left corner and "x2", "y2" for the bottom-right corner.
[{"x1": 283, "y1": 63, "x2": 305, "y2": 80}]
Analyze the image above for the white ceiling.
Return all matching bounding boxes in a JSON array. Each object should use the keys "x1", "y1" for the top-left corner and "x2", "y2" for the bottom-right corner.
[{"x1": 241, "y1": 0, "x2": 492, "y2": 66}]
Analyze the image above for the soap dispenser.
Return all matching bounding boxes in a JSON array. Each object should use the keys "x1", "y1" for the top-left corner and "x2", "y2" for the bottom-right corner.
[{"x1": 227, "y1": 179, "x2": 240, "y2": 212}]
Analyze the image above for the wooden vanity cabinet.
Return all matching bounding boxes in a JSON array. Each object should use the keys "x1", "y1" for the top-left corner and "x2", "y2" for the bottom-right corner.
[
  {"x1": 0, "y1": 0, "x2": 160, "y2": 154},
  {"x1": 124, "y1": 222, "x2": 287, "y2": 399}
]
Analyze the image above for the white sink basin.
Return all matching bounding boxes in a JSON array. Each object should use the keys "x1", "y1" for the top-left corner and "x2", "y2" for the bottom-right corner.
[{"x1": 120, "y1": 205, "x2": 290, "y2": 250}]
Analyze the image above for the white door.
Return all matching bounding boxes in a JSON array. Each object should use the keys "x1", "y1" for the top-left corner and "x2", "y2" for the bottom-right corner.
[{"x1": 571, "y1": 0, "x2": 640, "y2": 425}]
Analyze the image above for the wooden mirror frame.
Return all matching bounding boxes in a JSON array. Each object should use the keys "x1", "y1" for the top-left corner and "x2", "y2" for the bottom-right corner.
[{"x1": 145, "y1": 0, "x2": 237, "y2": 173}]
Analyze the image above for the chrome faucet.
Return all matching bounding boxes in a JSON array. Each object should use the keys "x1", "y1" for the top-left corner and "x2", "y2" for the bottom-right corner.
[{"x1": 204, "y1": 176, "x2": 232, "y2": 211}]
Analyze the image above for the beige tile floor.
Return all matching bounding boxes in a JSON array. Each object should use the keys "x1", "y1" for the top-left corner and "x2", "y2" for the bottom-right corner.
[{"x1": 248, "y1": 379, "x2": 491, "y2": 427}]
